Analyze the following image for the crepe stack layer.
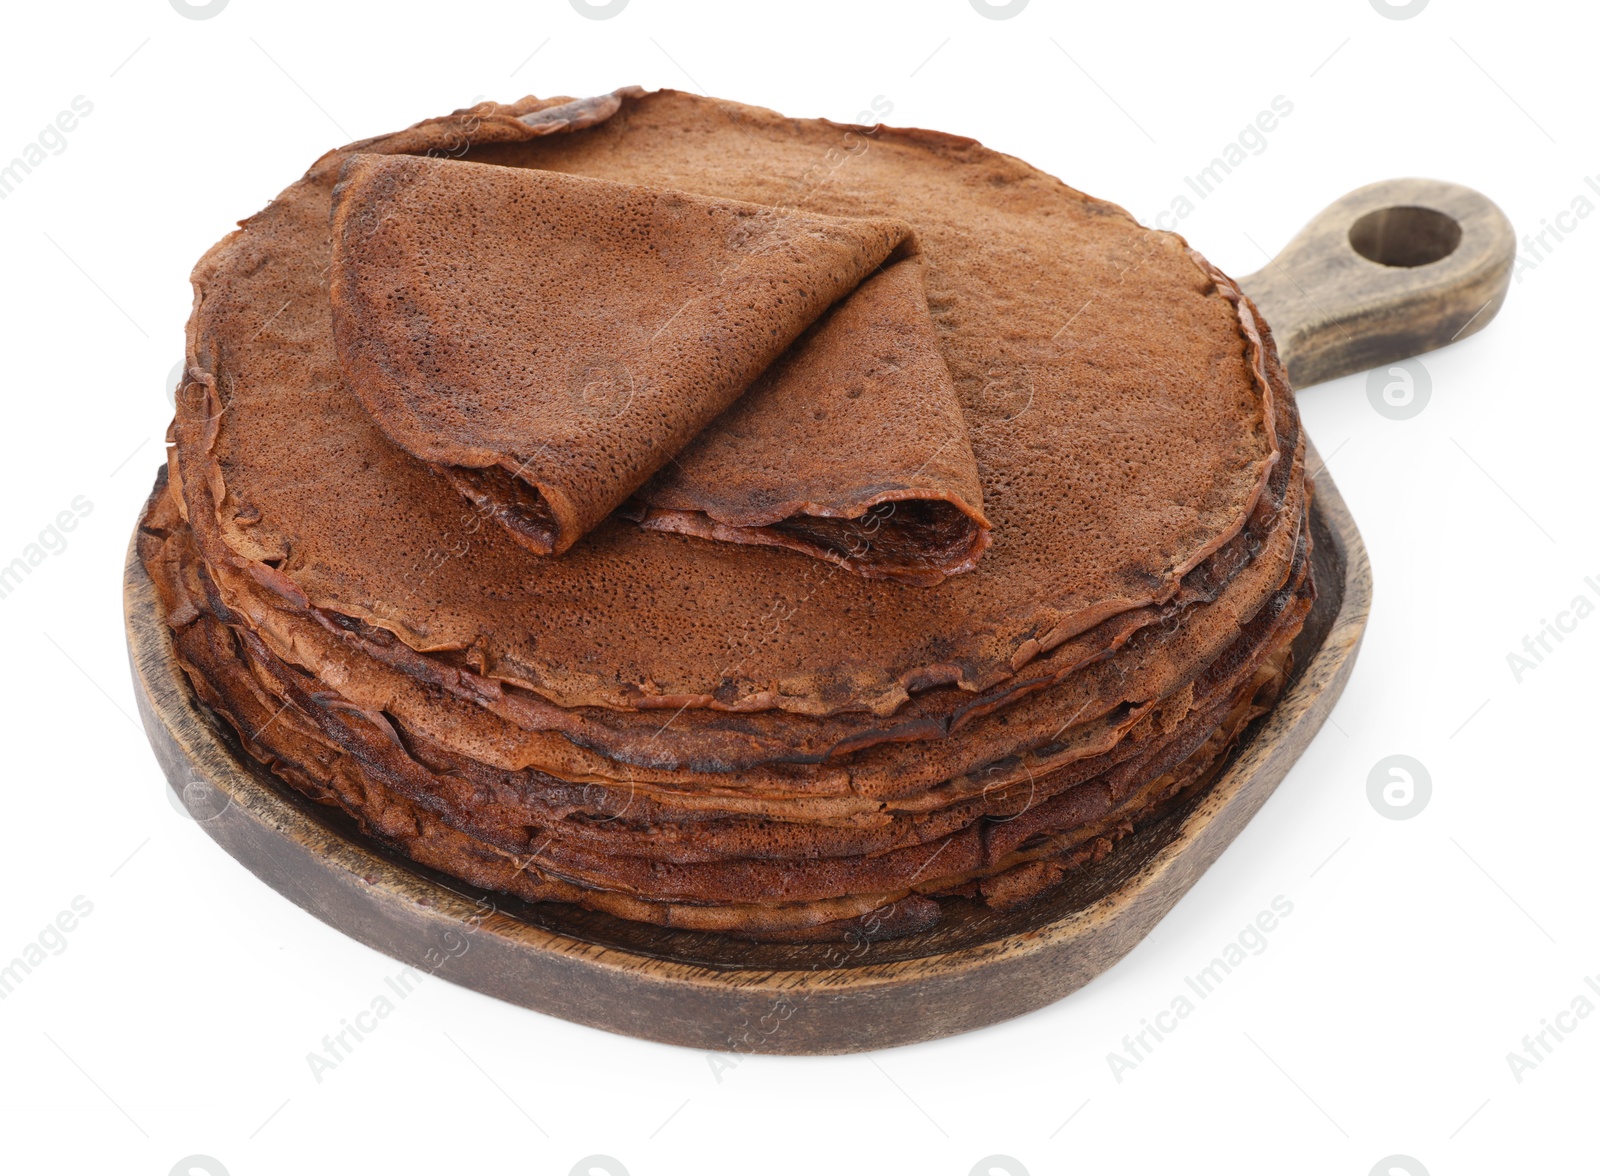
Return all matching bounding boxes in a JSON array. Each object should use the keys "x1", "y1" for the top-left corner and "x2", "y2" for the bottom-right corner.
[{"x1": 140, "y1": 89, "x2": 1314, "y2": 941}]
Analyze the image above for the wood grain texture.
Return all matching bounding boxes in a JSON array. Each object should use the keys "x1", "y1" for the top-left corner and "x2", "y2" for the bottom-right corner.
[
  {"x1": 124, "y1": 455, "x2": 1368, "y2": 1054},
  {"x1": 1239, "y1": 178, "x2": 1515, "y2": 388}
]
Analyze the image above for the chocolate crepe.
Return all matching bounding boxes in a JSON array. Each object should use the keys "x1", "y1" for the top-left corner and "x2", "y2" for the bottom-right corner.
[
  {"x1": 141, "y1": 478, "x2": 1308, "y2": 932},
  {"x1": 331, "y1": 154, "x2": 989, "y2": 583},
  {"x1": 178, "y1": 89, "x2": 1281, "y2": 719},
  {"x1": 144, "y1": 88, "x2": 1314, "y2": 939}
]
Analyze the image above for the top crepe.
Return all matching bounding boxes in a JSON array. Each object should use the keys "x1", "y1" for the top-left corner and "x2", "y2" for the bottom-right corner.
[
  {"x1": 181, "y1": 88, "x2": 1280, "y2": 717},
  {"x1": 329, "y1": 154, "x2": 990, "y2": 583}
]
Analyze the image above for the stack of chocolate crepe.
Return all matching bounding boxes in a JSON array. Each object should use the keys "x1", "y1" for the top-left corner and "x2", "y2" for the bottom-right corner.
[{"x1": 139, "y1": 88, "x2": 1313, "y2": 941}]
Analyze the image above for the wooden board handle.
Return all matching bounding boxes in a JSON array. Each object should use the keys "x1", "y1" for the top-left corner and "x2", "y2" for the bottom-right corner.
[{"x1": 1237, "y1": 178, "x2": 1515, "y2": 388}]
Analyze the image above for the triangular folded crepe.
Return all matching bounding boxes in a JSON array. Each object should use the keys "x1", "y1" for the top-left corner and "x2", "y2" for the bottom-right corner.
[
  {"x1": 329, "y1": 153, "x2": 989, "y2": 581},
  {"x1": 625, "y1": 252, "x2": 989, "y2": 585}
]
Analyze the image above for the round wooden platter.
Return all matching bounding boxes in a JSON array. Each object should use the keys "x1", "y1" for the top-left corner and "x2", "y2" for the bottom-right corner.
[{"x1": 124, "y1": 178, "x2": 1510, "y2": 1054}]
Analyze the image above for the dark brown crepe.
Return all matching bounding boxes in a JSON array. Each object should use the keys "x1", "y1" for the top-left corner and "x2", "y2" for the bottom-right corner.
[
  {"x1": 147, "y1": 88, "x2": 1314, "y2": 939},
  {"x1": 331, "y1": 153, "x2": 989, "y2": 582},
  {"x1": 180, "y1": 90, "x2": 1282, "y2": 718}
]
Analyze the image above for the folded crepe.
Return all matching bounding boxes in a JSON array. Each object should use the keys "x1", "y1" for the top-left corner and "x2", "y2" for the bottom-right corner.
[{"x1": 330, "y1": 154, "x2": 990, "y2": 583}]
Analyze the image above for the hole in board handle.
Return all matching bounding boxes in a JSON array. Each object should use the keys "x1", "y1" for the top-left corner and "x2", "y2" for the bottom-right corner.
[{"x1": 1347, "y1": 205, "x2": 1463, "y2": 267}]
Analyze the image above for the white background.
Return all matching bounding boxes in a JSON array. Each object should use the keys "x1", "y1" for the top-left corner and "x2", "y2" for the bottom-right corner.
[{"x1": 0, "y1": 1, "x2": 1594, "y2": 1173}]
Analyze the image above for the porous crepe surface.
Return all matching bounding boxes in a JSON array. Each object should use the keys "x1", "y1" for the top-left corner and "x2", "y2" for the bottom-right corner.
[
  {"x1": 142, "y1": 476, "x2": 1309, "y2": 934},
  {"x1": 331, "y1": 155, "x2": 987, "y2": 576},
  {"x1": 180, "y1": 88, "x2": 1281, "y2": 717}
]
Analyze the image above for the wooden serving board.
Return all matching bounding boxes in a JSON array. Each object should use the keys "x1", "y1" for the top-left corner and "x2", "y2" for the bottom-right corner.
[{"x1": 125, "y1": 179, "x2": 1511, "y2": 1054}]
